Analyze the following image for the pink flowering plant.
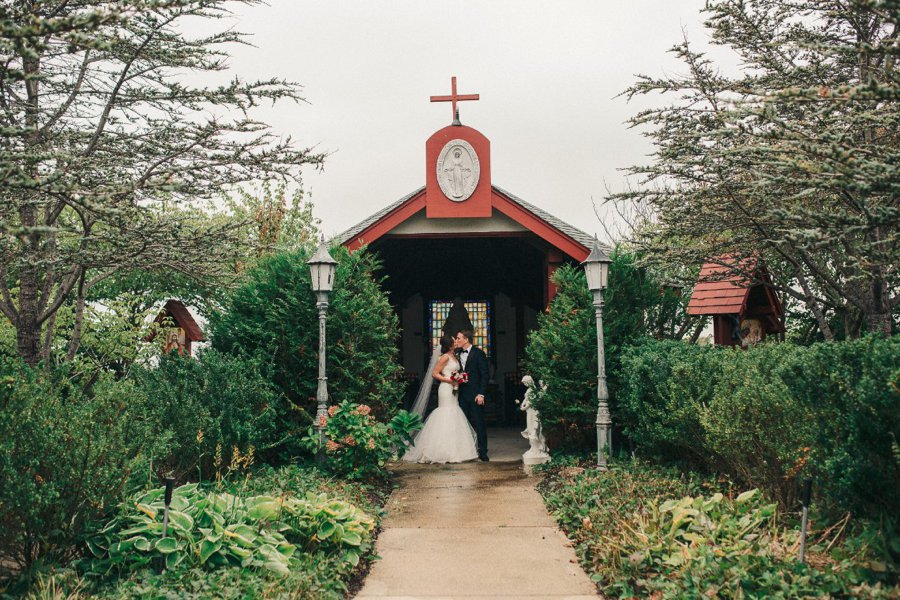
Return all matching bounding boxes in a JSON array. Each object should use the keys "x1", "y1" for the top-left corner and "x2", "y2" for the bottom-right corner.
[{"x1": 302, "y1": 401, "x2": 422, "y2": 480}]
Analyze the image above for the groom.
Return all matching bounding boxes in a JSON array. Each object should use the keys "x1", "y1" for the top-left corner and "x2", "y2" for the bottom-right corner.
[{"x1": 454, "y1": 328, "x2": 489, "y2": 461}]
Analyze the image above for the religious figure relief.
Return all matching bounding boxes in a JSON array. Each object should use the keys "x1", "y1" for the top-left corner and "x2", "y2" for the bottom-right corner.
[
  {"x1": 740, "y1": 318, "x2": 763, "y2": 347},
  {"x1": 436, "y1": 139, "x2": 480, "y2": 202}
]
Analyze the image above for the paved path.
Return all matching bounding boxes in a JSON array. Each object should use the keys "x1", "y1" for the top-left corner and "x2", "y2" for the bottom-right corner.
[{"x1": 356, "y1": 429, "x2": 598, "y2": 600}]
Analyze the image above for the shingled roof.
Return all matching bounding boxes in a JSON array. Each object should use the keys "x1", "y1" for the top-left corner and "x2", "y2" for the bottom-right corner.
[
  {"x1": 492, "y1": 185, "x2": 596, "y2": 249},
  {"x1": 336, "y1": 187, "x2": 425, "y2": 246},
  {"x1": 686, "y1": 256, "x2": 781, "y2": 317}
]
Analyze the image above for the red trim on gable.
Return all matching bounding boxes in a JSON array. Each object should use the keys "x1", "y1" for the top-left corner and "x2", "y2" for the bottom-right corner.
[
  {"x1": 344, "y1": 191, "x2": 427, "y2": 251},
  {"x1": 491, "y1": 190, "x2": 589, "y2": 261},
  {"x1": 160, "y1": 300, "x2": 205, "y2": 341},
  {"x1": 341, "y1": 187, "x2": 589, "y2": 262}
]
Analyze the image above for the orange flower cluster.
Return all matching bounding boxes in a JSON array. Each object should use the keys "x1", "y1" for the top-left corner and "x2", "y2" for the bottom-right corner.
[
  {"x1": 328, "y1": 405, "x2": 339, "y2": 417},
  {"x1": 343, "y1": 435, "x2": 357, "y2": 447},
  {"x1": 355, "y1": 404, "x2": 371, "y2": 416},
  {"x1": 325, "y1": 440, "x2": 340, "y2": 452}
]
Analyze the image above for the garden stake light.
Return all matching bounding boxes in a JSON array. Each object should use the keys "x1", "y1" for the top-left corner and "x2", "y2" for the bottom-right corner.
[
  {"x1": 799, "y1": 478, "x2": 812, "y2": 563},
  {"x1": 162, "y1": 476, "x2": 174, "y2": 539}
]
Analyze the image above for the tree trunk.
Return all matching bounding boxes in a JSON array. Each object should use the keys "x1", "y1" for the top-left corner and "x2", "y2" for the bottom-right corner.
[
  {"x1": 689, "y1": 316, "x2": 707, "y2": 344},
  {"x1": 16, "y1": 51, "x2": 43, "y2": 365},
  {"x1": 66, "y1": 273, "x2": 87, "y2": 361},
  {"x1": 16, "y1": 202, "x2": 41, "y2": 366}
]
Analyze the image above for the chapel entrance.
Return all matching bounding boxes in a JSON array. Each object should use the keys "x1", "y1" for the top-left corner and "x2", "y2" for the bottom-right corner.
[{"x1": 372, "y1": 235, "x2": 552, "y2": 426}]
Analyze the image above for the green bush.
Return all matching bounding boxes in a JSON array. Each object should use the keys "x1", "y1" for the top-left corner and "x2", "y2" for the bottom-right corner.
[
  {"x1": 211, "y1": 247, "x2": 404, "y2": 422},
  {"x1": 133, "y1": 350, "x2": 292, "y2": 480},
  {"x1": 525, "y1": 252, "x2": 684, "y2": 448},
  {"x1": 0, "y1": 358, "x2": 150, "y2": 573},
  {"x1": 618, "y1": 337, "x2": 900, "y2": 519},
  {"x1": 615, "y1": 339, "x2": 716, "y2": 467},
  {"x1": 301, "y1": 400, "x2": 422, "y2": 480}
]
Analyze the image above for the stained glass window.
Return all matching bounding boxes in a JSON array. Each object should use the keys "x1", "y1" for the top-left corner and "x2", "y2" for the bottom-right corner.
[{"x1": 428, "y1": 300, "x2": 492, "y2": 358}]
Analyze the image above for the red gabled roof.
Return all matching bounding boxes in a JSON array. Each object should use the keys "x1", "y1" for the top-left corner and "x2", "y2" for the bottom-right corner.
[
  {"x1": 158, "y1": 300, "x2": 206, "y2": 341},
  {"x1": 687, "y1": 257, "x2": 759, "y2": 316},
  {"x1": 338, "y1": 185, "x2": 593, "y2": 261}
]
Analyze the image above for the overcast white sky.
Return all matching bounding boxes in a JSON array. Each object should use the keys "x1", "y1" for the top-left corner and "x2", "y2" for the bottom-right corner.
[{"x1": 217, "y1": 0, "x2": 725, "y2": 239}]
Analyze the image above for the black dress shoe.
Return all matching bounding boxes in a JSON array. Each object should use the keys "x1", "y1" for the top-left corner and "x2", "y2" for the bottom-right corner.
[{"x1": 479, "y1": 455, "x2": 489, "y2": 462}]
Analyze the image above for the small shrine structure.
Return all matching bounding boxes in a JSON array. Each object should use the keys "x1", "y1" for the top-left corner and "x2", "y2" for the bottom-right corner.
[
  {"x1": 152, "y1": 299, "x2": 206, "y2": 356},
  {"x1": 686, "y1": 256, "x2": 784, "y2": 346}
]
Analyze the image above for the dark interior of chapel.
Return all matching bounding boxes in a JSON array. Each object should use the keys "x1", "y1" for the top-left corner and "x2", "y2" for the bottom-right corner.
[{"x1": 368, "y1": 235, "x2": 578, "y2": 426}]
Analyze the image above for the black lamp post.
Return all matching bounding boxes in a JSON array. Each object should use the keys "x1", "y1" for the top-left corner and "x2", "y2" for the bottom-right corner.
[
  {"x1": 307, "y1": 236, "x2": 337, "y2": 462},
  {"x1": 582, "y1": 237, "x2": 612, "y2": 469}
]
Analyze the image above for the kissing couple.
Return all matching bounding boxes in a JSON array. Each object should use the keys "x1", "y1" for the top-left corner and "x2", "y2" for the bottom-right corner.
[{"x1": 403, "y1": 328, "x2": 489, "y2": 463}]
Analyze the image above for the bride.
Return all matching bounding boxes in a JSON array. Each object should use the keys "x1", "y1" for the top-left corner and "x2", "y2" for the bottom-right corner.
[{"x1": 403, "y1": 333, "x2": 478, "y2": 463}]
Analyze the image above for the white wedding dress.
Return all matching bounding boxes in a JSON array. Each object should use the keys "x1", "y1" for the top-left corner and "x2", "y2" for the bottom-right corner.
[{"x1": 403, "y1": 355, "x2": 478, "y2": 463}]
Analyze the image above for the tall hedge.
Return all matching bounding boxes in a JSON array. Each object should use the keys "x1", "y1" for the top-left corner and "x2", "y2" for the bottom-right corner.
[
  {"x1": 211, "y1": 246, "x2": 403, "y2": 422},
  {"x1": 524, "y1": 253, "x2": 682, "y2": 449},
  {"x1": 617, "y1": 336, "x2": 899, "y2": 519}
]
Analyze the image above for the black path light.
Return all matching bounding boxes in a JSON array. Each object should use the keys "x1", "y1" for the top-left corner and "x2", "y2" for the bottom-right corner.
[
  {"x1": 157, "y1": 476, "x2": 175, "y2": 571},
  {"x1": 799, "y1": 479, "x2": 813, "y2": 563},
  {"x1": 582, "y1": 236, "x2": 613, "y2": 469},
  {"x1": 307, "y1": 236, "x2": 338, "y2": 462}
]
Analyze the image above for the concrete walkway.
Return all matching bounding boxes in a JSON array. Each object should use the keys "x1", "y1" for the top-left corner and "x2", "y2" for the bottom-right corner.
[{"x1": 356, "y1": 429, "x2": 598, "y2": 600}]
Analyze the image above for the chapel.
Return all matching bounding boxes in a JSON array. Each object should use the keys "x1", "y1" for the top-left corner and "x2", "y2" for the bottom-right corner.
[{"x1": 338, "y1": 78, "x2": 600, "y2": 424}]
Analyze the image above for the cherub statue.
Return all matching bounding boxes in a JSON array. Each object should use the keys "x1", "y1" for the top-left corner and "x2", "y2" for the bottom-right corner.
[{"x1": 520, "y1": 375, "x2": 550, "y2": 465}]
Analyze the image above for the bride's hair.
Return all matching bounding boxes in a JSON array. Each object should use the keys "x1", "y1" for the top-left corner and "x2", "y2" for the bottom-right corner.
[{"x1": 440, "y1": 334, "x2": 455, "y2": 354}]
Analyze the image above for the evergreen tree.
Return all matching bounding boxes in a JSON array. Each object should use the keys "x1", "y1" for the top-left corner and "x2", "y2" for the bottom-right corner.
[{"x1": 611, "y1": 0, "x2": 899, "y2": 339}]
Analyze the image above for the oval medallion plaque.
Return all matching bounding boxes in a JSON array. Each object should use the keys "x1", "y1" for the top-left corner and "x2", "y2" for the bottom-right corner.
[{"x1": 436, "y1": 139, "x2": 480, "y2": 202}]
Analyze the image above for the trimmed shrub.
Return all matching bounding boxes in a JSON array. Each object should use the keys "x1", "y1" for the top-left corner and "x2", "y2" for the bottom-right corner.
[
  {"x1": 211, "y1": 247, "x2": 404, "y2": 422},
  {"x1": 618, "y1": 337, "x2": 900, "y2": 519},
  {"x1": 525, "y1": 252, "x2": 684, "y2": 449},
  {"x1": 615, "y1": 339, "x2": 717, "y2": 467},
  {"x1": 133, "y1": 350, "x2": 292, "y2": 480},
  {"x1": 0, "y1": 358, "x2": 150, "y2": 573}
]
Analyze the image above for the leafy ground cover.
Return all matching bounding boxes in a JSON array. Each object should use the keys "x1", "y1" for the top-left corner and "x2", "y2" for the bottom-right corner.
[
  {"x1": 537, "y1": 458, "x2": 898, "y2": 599},
  {"x1": 7, "y1": 465, "x2": 391, "y2": 600}
]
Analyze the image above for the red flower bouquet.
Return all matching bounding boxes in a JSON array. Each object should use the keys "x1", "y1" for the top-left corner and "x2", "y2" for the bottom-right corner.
[{"x1": 450, "y1": 371, "x2": 469, "y2": 394}]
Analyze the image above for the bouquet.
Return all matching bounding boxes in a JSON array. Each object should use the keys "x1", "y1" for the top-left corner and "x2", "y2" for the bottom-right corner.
[{"x1": 450, "y1": 370, "x2": 468, "y2": 394}]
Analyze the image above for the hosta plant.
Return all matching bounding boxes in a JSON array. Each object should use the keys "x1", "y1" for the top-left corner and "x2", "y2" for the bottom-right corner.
[{"x1": 85, "y1": 481, "x2": 375, "y2": 577}]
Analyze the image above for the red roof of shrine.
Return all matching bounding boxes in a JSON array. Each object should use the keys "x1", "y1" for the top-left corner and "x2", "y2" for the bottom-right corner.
[
  {"x1": 157, "y1": 300, "x2": 206, "y2": 341},
  {"x1": 687, "y1": 257, "x2": 778, "y2": 316},
  {"x1": 337, "y1": 185, "x2": 595, "y2": 261}
]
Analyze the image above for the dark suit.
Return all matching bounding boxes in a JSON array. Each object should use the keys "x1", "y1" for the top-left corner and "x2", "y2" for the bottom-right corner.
[{"x1": 458, "y1": 345, "x2": 489, "y2": 458}]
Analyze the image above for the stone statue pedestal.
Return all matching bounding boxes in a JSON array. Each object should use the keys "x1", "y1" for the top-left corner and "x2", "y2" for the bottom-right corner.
[{"x1": 522, "y1": 448, "x2": 551, "y2": 475}]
